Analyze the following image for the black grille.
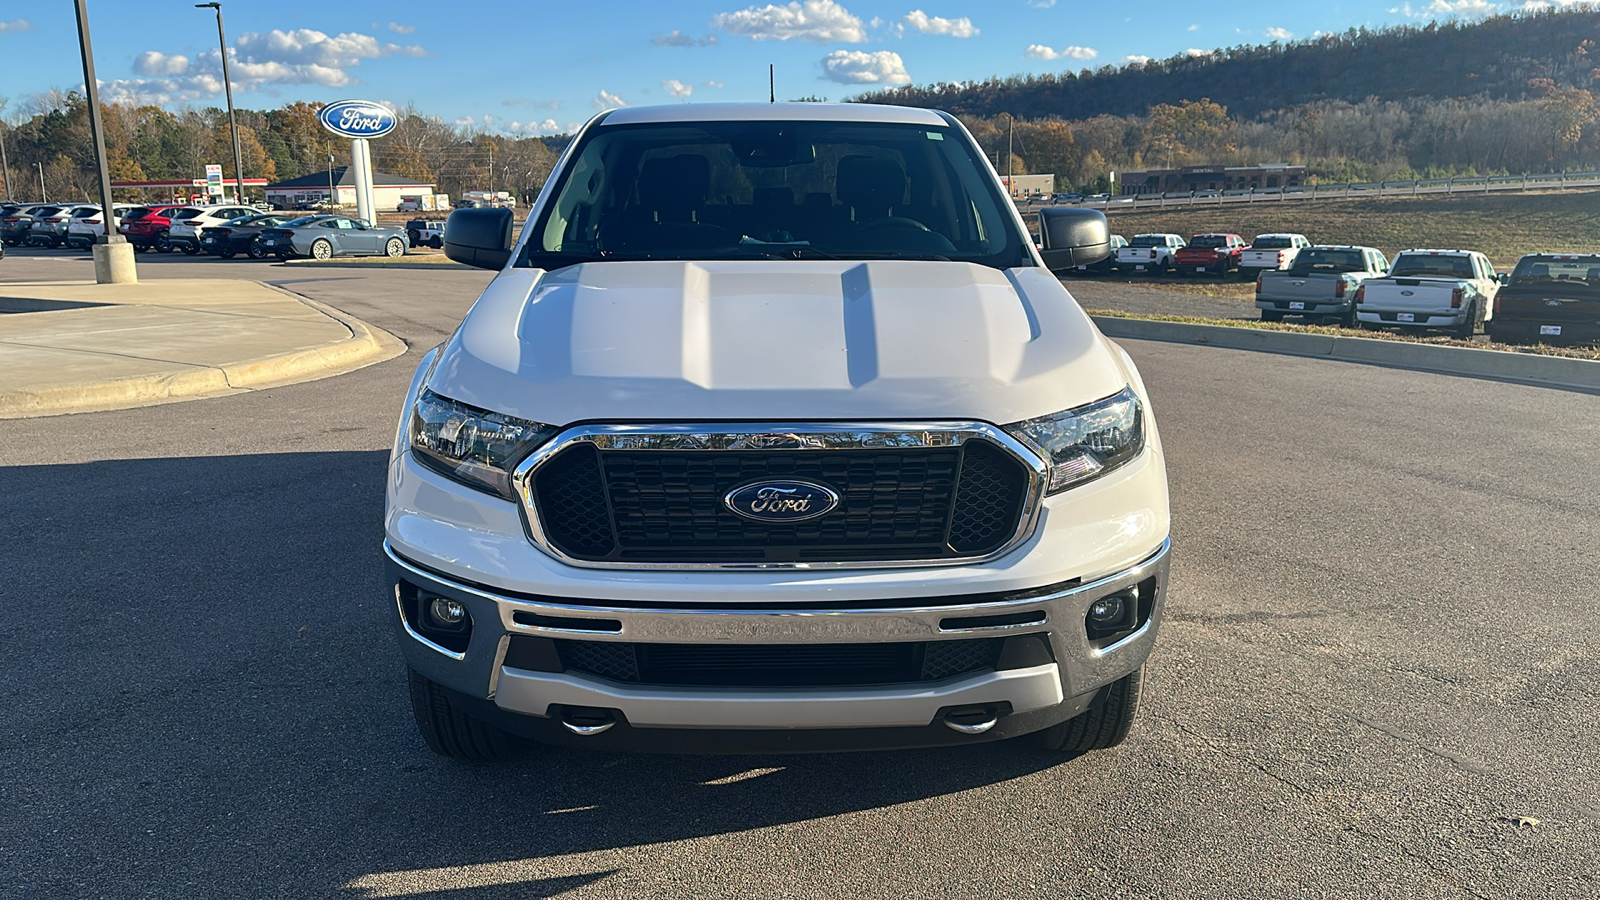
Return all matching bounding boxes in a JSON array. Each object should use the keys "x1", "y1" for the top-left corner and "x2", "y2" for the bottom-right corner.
[
  {"x1": 557, "y1": 639, "x2": 1002, "y2": 687},
  {"x1": 531, "y1": 439, "x2": 1031, "y2": 564}
]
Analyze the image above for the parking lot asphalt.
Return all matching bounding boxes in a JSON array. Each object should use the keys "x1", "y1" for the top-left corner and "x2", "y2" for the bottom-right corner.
[{"x1": 2, "y1": 248, "x2": 1596, "y2": 899}]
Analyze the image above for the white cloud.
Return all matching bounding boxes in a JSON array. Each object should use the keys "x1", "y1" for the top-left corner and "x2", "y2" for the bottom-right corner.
[
  {"x1": 1025, "y1": 44, "x2": 1097, "y2": 61},
  {"x1": 539, "y1": 118, "x2": 559, "y2": 132},
  {"x1": 703, "y1": 79, "x2": 725, "y2": 88},
  {"x1": 663, "y1": 78, "x2": 694, "y2": 98},
  {"x1": 1264, "y1": 26, "x2": 1293, "y2": 39},
  {"x1": 1027, "y1": 0, "x2": 1056, "y2": 7},
  {"x1": 713, "y1": 0, "x2": 867, "y2": 43},
  {"x1": 1123, "y1": 54, "x2": 1151, "y2": 64},
  {"x1": 902, "y1": 10, "x2": 978, "y2": 37},
  {"x1": 821, "y1": 49, "x2": 910, "y2": 84},
  {"x1": 1187, "y1": 23, "x2": 1199, "y2": 31},
  {"x1": 1185, "y1": 48, "x2": 1215, "y2": 57},
  {"x1": 453, "y1": 116, "x2": 475, "y2": 126},
  {"x1": 652, "y1": 30, "x2": 718, "y2": 46},
  {"x1": 133, "y1": 51, "x2": 189, "y2": 76},
  {"x1": 0, "y1": 18, "x2": 31, "y2": 34},
  {"x1": 503, "y1": 97, "x2": 560, "y2": 109},
  {"x1": 1393, "y1": 0, "x2": 1503, "y2": 15},
  {"x1": 100, "y1": 28, "x2": 430, "y2": 105},
  {"x1": 387, "y1": 22, "x2": 415, "y2": 34},
  {"x1": 594, "y1": 89, "x2": 628, "y2": 109}
]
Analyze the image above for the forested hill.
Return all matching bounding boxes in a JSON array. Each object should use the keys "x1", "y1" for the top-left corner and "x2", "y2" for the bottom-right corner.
[{"x1": 855, "y1": 7, "x2": 1600, "y2": 120}]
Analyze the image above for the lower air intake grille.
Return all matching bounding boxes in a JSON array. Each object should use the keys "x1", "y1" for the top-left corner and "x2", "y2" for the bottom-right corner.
[{"x1": 557, "y1": 639, "x2": 1003, "y2": 687}]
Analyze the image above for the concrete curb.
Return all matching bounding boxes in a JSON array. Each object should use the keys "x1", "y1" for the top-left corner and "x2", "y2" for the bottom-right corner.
[
  {"x1": 0, "y1": 284, "x2": 408, "y2": 418},
  {"x1": 1092, "y1": 315, "x2": 1600, "y2": 393}
]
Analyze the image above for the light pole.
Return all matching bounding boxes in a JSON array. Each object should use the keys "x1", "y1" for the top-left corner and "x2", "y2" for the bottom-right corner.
[
  {"x1": 73, "y1": 0, "x2": 134, "y2": 282},
  {"x1": 36, "y1": 161, "x2": 45, "y2": 201},
  {"x1": 327, "y1": 151, "x2": 335, "y2": 207},
  {"x1": 196, "y1": 3, "x2": 247, "y2": 204}
]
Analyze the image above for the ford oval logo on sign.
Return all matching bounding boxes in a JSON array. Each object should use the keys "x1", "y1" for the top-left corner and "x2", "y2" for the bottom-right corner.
[
  {"x1": 724, "y1": 480, "x2": 840, "y2": 522},
  {"x1": 318, "y1": 100, "x2": 397, "y2": 139}
]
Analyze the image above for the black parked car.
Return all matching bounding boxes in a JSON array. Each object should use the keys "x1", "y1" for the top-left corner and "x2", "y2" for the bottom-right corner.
[
  {"x1": 199, "y1": 214, "x2": 294, "y2": 259},
  {"x1": 1488, "y1": 253, "x2": 1600, "y2": 346}
]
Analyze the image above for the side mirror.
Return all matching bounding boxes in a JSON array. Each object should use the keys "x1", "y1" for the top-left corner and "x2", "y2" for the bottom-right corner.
[
  {"x1": 1497, "y1": 273, "x2": 1510, "y2": 284},
  {"x1": 1036, "y1": 207, "x2": 1111, "y2": 272},
  {"x1": 444, "y1": 207, "x2": 514, "y2": 270}
]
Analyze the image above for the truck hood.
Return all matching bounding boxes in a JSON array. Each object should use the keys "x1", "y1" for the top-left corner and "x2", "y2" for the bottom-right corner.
[{"x1": 426, "y1": 260, "x2": 1127, "y2": 425}]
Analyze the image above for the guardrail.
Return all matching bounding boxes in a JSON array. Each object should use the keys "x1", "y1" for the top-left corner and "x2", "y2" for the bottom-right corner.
[{"x1": 1017, "y1": 171, "x2": 1600, "y2": 213}]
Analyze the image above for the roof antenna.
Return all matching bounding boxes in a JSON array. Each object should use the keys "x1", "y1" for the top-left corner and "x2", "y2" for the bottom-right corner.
[{"x1": 769, "y1": 64, "x2": 775, "y2": 103}]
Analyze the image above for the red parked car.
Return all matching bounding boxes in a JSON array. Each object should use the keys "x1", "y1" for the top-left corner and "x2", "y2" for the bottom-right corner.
[
  {"x1": 1173, "y1": 233, "x2": 1247, "y2": 278},
  {"x1": 118, "y1": 204, "x2": 190, "y2": 253}
]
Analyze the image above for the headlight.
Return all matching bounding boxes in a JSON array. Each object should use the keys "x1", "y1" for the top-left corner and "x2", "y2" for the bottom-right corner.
[
  {"x1": 1004, "y1": 387, "x2": 1144, "y2": 494},
  {"x1": 409, "y1": 389, "x2": 557, "y2": 498}
]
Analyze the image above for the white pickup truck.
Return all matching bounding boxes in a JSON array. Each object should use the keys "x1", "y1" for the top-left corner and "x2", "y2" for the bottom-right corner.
[
  {"x1": 1114, "y1": 233, "x2": 1186, "y2": 274},
  {"x1": 1256, "y1": 245, "x2": 1388, "y2": 327},
  {"x1": 1355, "y1": 249, "x2": 1501, "y2": 337},
  {"x1": 387, "y1": 102, "x2": 1171, "y2": 760},
  {"x1": 1239, "y1": 233, "x2": 1310, "y2": 277}
]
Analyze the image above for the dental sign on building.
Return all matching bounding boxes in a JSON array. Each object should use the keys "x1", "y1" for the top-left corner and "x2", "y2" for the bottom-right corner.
[{"x1": 317, "y1": 100, "x2": 396, "y2": 224}]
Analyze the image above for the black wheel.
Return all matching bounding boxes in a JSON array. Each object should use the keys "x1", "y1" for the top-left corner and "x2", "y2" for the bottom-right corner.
[
  {"x1": 1451, "y1": 301, "x2": 1479, "y2": 339},
  {"x1": 311, "y1": 238, "x2": 333, "y2": 260},
  {"x1": 429, "y1": 235, "x2": 443, "y2": 249},
  {"x1": 1035, "y1": 668, "x2": 1143, "y2": 753},
  {"x1": 385, "y1": 237, "x2": 405, "y2": 257},
  {"x1": 247, "y1": 241, "x2": 268, "y2": 260},
  {"x1": 407, "y1": 668, "x2": 525, "y2": 760},
  {"x1": 1261, "y1": 310, "x2": 1285, "y2": 323},
  {"x1": 154, "y1": 232, "x2": 172, "y2": 253},
  {"x1": 1341, "y1": 306, "x2": 1359, "y2": 329},
  {"x1": 218, "y1": 247, "x2": 236, "y2": 259},
  {"x1": 407, "y1": 229, "x2": 421, "y2": 247},
  {"x1": 180, "y1": 243, "x2": 199, "y2": 256}
]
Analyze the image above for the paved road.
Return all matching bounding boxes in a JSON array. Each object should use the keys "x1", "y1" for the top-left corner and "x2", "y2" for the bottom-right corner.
[{"x1": 3, "y1": 249, "x2": 1596, "y2": 899}]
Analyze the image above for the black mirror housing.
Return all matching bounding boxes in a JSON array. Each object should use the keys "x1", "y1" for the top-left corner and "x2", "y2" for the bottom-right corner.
[
  {"x1": 445, "y1": 207, "x2": 514, "y2": 270},
  {"x1": 1036, "y1": 208, "x2": 1111, "y2": 272}
]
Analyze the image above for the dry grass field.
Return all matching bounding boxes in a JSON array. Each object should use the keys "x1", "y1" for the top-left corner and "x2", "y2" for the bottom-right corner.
[{"x1": 1088, "y1": 188, "x2": 1600, "y2": 267}]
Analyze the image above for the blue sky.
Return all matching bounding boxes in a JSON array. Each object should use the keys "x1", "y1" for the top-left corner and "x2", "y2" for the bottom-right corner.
[{"x1": 0, "y1": 0, "x2": 1555, "y2": 134}]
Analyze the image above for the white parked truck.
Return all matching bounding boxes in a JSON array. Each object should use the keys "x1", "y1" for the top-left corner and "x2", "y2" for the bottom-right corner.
[
  {"x1": 1256, "y1": 245, "x2": 1389, "y2": 327},
  {"x1": 1354, "y1": 249, "x2": 1501, "y2": 337},
  {"x1": 388, "y1": 103, "x2": 1171, "y2": 759},
  {"x1": 1114, "y1": 233, "x2": 1186, "y2": 274},
  {"x1": 1239, "y1": 233, "x2": 1311, "y2": 277}
]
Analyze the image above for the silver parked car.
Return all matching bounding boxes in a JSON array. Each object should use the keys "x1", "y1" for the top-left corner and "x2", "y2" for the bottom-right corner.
[{"x1": 256, "y1": 214, "x2": 408, "y2": 260}]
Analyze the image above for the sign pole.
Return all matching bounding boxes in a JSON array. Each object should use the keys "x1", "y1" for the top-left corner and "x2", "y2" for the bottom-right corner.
[{"x1": 352, "y1": 138, "x2": 373, "y2": 224}]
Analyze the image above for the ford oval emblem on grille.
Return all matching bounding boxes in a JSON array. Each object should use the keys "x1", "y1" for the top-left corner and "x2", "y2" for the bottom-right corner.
[
  {"x1": 1400, "y1": 290, "x2": 1414, "y2": 296},
  {"x1": 724, "y1": 480, "x2": 840, "y2": 522}
]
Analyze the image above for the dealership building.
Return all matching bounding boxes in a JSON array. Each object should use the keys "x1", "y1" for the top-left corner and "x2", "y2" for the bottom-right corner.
[{"x1": 264, "y1": 167, "x2": 438, "y2": 211}]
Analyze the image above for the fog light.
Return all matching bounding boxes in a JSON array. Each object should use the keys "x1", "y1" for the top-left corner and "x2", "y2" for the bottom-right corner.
[
  {"x1": 429, "y1": 597, "x2": 467, "y2": 627},
  {"x1": 1088, "y1": 595, "x2": 1125, "y2": 624}
]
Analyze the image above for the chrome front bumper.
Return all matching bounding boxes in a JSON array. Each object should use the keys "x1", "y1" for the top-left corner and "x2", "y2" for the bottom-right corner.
[{"x1": 386, "y1": 538, "x2": 1169, "y2": 742}]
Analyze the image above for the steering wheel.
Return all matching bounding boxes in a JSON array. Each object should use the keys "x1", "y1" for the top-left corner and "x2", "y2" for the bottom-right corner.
[{"x1": 856, "y1": 216, "x2": 931, "y2": 232}]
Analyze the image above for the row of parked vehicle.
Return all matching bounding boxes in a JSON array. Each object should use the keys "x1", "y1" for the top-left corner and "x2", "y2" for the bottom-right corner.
[
  {"x1": 1055, "y1": 228, "x2": 1599, "y2": 346},
  {"x1": 0, "y1": 201, "x2": 415, "y2": 261}
]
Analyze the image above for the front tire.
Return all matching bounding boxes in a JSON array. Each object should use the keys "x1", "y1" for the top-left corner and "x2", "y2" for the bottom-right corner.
[
  {"x1": 311, "y1": 238, "x2": 333, "y2": 260},
  {"x1": 180, "y1": 243, "x2": 199, "y2": 256},
  {"x1": 247, "y1": 241, "x2": 268, "y2": 260},
  {"x1": 385, "y1": 237, "x2": 405, "y2": 257},
  {"x1": 407, "y1": 668, "x2": 525, "y2": 760},
  {"x1": 155, "y1": 231, "x2": 172, "y2": 253},
  {"x1": 428, "y1": 235, "x2": 443, "y2": 249},
  {"x1": 1035, "y1": 668, "x2": 1143, "y2": 753}
]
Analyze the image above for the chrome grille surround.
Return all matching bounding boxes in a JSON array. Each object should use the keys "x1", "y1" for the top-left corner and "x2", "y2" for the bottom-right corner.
[{"x1": 509, "y1": 422, "x2": 1049, "y2": 570}]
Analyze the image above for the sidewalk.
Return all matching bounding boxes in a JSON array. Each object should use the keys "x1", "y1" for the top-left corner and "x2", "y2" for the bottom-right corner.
[{"x1": 0, "y1": 279, "x2": 406, "y2": 418}]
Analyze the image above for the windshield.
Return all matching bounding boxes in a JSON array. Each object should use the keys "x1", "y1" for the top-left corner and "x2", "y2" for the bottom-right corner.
[
  {"x1": 521, "y1": 118, "x2": 1030, "y2": 269},
  {"x1": 1509, "y1": 256, "x2": 1600, "y2": 287},
  {"x1": 1189, "y1": 236, "x2": 1227, "y2": 249},
  {"x1": 1289, "y1": 249, "x2": 1365, "y2": 272},
  {"x1": 1128, "y1": 236, "x2": 1166, "y2": 248},
  {"x1": 1390, "y1": 255, "x2": 1475, "y2": 278},
  {"x1": 280, "y1": 216, "x2": 321, "y2": 227},
  {"x1": 1252, "y1": 236, "x2": 1293, "y2": 249},
  {"x1": 171, "y1": 209, "x2": 202, "y2": 220}
]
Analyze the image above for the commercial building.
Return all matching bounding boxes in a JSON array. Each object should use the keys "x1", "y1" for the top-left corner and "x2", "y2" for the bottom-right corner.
[
  {"x1": 1119, "y1": 164, "x2": 1307, "y2": 195},
  {"x1": 264, "y1": 167, "x2": 437, "y2": 212},
  {"x1": 999, "y1": 174, "x2": 1055, "y2": 199},
  {"x1": 111, "y1": 178, "x2": 269, "y2": 204}
]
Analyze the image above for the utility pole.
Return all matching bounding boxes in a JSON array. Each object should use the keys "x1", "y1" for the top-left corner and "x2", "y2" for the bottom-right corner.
[
  {"x1": 37, "y1": 161, "x2": 46, "y2": 201},
  {"x1": 327, "y1": 151, "x2": 335, "y2": 206},
  {"x1": 196, "y1": 3, "x2": 247, "y2": 204},
  {"x1": 488, "y1": 141, "x2": 494, "y2": 195},
  {"x1": 1006, "y1": 115, "x2": 1014, "y2": 197},
  {"x1": 0, "y1": 97, "x2": 11, "y2": 201}
]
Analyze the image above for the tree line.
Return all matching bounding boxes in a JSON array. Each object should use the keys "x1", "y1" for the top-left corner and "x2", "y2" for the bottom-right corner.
[{"x1": 0, "y1": 93, "x2": 565, "y2": 205}]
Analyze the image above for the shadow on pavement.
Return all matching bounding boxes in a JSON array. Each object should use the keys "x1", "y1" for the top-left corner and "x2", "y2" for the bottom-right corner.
[{"x1": 0, "y1": 451, "x2": 1069, "y2": 897}]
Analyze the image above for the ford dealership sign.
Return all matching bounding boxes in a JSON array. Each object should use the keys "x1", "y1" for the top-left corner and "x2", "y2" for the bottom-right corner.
[{"x1": 317, "y1": 100, "x2": 396, "y2": 139}]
